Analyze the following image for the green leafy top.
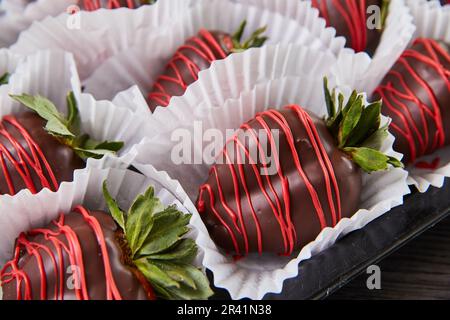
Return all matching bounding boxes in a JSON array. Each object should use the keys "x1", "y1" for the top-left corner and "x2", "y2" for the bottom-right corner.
[
  {"x1": 231, "y1": 20, "x2": 268, "y2": 53},
  {"x1": 323, "y1": 78, "x2": 403, "y2": 173},
  {"x1": 380, "y1": 0, "x2": 390, "y2": 30},
  {"x1": 0, "y1": 72, "x2": 10, "y2": 86},
  {"x1": 103, "y1": 182, "x2": 213, "y2": 300},
  {"x1": 10, "y1": 92, "x2": 124, "y2": 160}
]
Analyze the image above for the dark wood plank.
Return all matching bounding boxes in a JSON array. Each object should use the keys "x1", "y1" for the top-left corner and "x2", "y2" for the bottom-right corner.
[{"x1": 329, "y1": 216, "x2": 450, "y2": 300}]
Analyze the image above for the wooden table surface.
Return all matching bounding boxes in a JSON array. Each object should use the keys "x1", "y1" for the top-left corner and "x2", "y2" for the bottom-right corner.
[{"x1": 329, "y1": 216, "x2": 450, "y2": 300}]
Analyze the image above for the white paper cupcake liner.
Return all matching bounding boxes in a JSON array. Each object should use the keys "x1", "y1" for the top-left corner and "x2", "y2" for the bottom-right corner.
[
  {"x1": 0, "y1": 49, "x2": 154, "y2": 199},
  {"x1": 9, "y1": 0, "x2": 197, "y2": 79},
  {"x1": 406, "y1": 0, "x2": 450, "y2": 42},
  {"x1": 230, "y1": 0, "x2": 348, "y2": 56},
  {"x1": 108, "y1": 45, "x2": 340, "y2": 139},
  {"x1": 329, "y1": 0, "x2": 416, "y2": 96},
  {"x1": 0, "y1": 49, "x2": 23, "y2": 96},
  {"x1": 0, "y1": 160, "x2": 205, "y2": 297},
  {"x1": 132, "y1": 77, "x2": 410, "y2": 299},
  {"x1": 83, "y1": 0, "x2": 344, "y2": 101},
  {"x1": 0, "y1": 0, "x2": 82, "y2": 48}
]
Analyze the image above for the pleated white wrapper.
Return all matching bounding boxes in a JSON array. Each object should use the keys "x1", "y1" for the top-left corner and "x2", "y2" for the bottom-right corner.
[
  {"x1": 0, "y1": 49, "x2": 154, "y2": 200},
  {"x1": 0, "y1": 162, "x2": 206, "y2": 300},
  {"x1": 0, "y1": 49, "x2": 23, "y2": 97},
  {"x1": 83, "y1": 0, "x2": 345, "y2": 101},
  {"x1": 317, "y1": 0, "x2": 416, "y2": 96},
  {"x1": 230, "y1": 0, "x2": 349, "y2": 55},
  {"x1": 131, "y1": 76, "x2": 410, "y2": 300},
  {"x1": 106, "y1": 44, "x2": 340, "y2": 139},
  {"x1": 9, "y1": 0, "x2": 197, "y2": 79},
  {"x1": 397, "y1": 0, "x2": 450, "y2": 192}
]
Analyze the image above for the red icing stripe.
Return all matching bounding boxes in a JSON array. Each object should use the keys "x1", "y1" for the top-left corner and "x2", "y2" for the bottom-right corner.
[
  {"x1": 81, "y1": 0, "x2": 136, "y2": 10},
  {"x1": 374, "y1": 38, "x2": 450, "y2": 163},
  {"x1": 148, "y1": 29, "x2": 228, "y2": 109},
  {"x1": 0, "y1": 207, "x2": 122, "y2": 300},
  {"x1": 312, "y1": 0, "x2": 368, "y2": 53},
  {"x1": 197, "y1": 105, "x2": 341, "y2": 256},
  {"x1": 0, "y1": 115, "x2": 58, "y2": 195}
]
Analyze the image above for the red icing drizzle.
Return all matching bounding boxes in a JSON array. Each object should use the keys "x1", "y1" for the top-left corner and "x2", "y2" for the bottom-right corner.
[
  {"x1": 81, "y1": 0, "x2": 136, "y2": 10},
  {"x1": 415, "y1": 158, "x2": 441, "y2": 170},
  {"x1": 197, "y1": 105, "x2": 341, "y2": 256},
  {"x1": 148, "y1": 29, "x2": 228, "y2": 108},
  {"x1": 374, "y1": 38, "x2": 450, "y2": 163},
  {"x1": 311, "y1": 0, "x2": 368, "y2": 53},
  {"x1": 0, "y1": 115, "x2": 58, "y2": 195},
  {"x1": 0, "y1": 206, "x2": 122, "y2": 300}
]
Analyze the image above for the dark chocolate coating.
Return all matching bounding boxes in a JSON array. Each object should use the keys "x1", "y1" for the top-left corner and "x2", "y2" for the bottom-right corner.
[
  {"x1": 312, "y1": 0, "x2": 384, "y2": 56},
  {"x1": 147, "y1": 31, "x2": 232, "y2": 111},
  {"x1": 197, "y1": 108, "x2": 362, "y2": 255},
  {"x1": 1, "y1": 211, "x2": 149, "y2": 300},
  {"x1": 0, "y1": 112, "x2": 85, "y2": 195},
  {"x1": 372, "y1": 40, "x2": 450, "y2": 164}
]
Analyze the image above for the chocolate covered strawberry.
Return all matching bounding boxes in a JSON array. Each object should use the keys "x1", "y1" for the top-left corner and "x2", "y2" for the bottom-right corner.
[
  {"x1": 196, "y1": 80, "x2": 402, "y2": 256},
  {"x1": 373, "y1": 38, "x2": 450, "y2": 165},
  {"x1": 1, "y1": 183, "x2": 212, "y2": 300},
  {"x1": 311, "y1": 0, "x2": 389, "y2": 56},
  {"x1": 80, "y1": 0, "x2": 155, "y2": 11},
  {"x1": 147, "y1": 21, "x2": 268, "y2": 111},
  {"x1": 0, "y1": 93, "x2": 123, "y2": 196}
]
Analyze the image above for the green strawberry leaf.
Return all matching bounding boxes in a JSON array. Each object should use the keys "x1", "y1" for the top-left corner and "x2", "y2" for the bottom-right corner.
[
  {"x1": 126, "y1": 186, "x2": 162, "y2": 256},
  {"x1": 388, "y1": 156, "x2": 403, "y2": 168},
  {"x1": 344, "y1": 100, "x2": 382, "y2": 147},
  {"x1": 137, "y1": 208, "x2": 191, "y2": 256},
  {"x1": 11, "y1": 94, "x2": 75, "y2": 137},
  {"x1": 361, "y1": 125, "x2": 389, "y2": 150},
  {"x1": 381, "y1": 0, "x2": 390, "y2": 30},
  {"x1": 324, "y1": 77, "x2": 336, "y2": 118},
  {"x1": 102, "y1": 181, "x2": 125, "y2": 230},
  {"x1": 0, "y1": 72, "x2": 10, "y2": 85},
  {"x1": 338, "y1": 95, "x2": 363, "y2": 147},
  {"x1": 343, "y1": 147, "x2": 403, "y2": 173},
  {"x1": 164, "y1": 264, "x2": 214, "y2": 300},
  {"x1": 102, "y1": 183, "x2": 212, "y2": 300},
  {"x1": 92, "y1": 141, "x2": 124, "y2": 152},
  {"x1": 134, "y1": 259, "x2": 180, "y2": 290},
  {"x1": 152, "y1": 261, "x2": 197, "y2": 290},
  {"x1": 10, "y1": 92, "x2": 124, "y2": 160},
  {"x1": 231, "y1": 20, "x2": 268, "y2": 52},
  {"x1": 323, "y1": 78, "x2": 403, "y2": 171},
  {"x1": 148, "y1": 238, "x2": 198, "y2": 264},
  {"x1": 66, "y1": 91, "x2": 80, "y2": 134}
]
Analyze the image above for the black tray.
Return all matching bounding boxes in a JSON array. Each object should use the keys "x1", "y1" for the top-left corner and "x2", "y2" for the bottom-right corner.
[{"x1": 209, "y1": 180, "x2": 450, "y2": 300}]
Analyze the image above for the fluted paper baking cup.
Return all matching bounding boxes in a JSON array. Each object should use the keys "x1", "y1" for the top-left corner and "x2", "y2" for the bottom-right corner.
[
  {"x1": 132, "y1": 77, "x2": 410, "y2": 299},
  {"x1": 0, "y1": 161, "x2": 204, "y2": 290},
  {"x1": 10, "y1": 0, "x2": 197, "y2": 79},
  {"x1": 0, "y1": 49, "x2": 23, "y2": 100},
  {"x1": 84, "y1": 0, "x2": 340, "y2": 101},
  {"x1": 107, "y1": 45, "x2": 340, "y2": 138},
  {"x1": 230, "y1": 0, "x2": 348, "y2": 56},
  {"x1": 406, "y1": 0, "x2": 450, "y2": 41},
  {"x1": 0, "y1": 2, "x2": 28, "y2": 48},
  {"x1": 0, "y1": 50, "x2": 154, "y2": 198},
  {"x1": 330, "y1": 0, "x2": 416, "y2": 95}
]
